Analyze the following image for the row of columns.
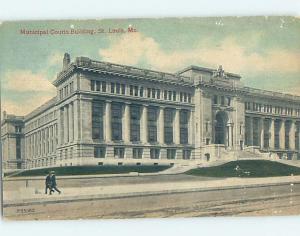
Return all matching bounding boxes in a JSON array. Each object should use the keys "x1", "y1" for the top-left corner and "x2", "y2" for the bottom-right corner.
[
  {"x1": 59, "y1": 102, "x2": 75, "y2": 145},
  {"x1": 246, "y1": 116, "x2": 299, "y2": 150},
  {"x1": 103, "y1": 101, "x2": 192, "y2": 145},
  {"x1": 25, "y1": 123, "x2": 57, "y2": 159}
]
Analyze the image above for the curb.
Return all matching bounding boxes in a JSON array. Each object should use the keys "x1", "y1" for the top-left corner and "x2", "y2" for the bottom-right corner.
[{"x1": 4, "y1": 180, "x2": 300, "y2": 208}]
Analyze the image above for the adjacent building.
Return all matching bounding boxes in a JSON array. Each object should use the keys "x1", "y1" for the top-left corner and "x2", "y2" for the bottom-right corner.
[{"x1": 2, "y1": 53, "x2": 300, "y2": 171}]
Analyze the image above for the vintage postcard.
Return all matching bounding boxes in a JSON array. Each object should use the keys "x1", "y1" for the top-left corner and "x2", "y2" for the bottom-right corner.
[{"x1": 1, "y1": 16, "x2": 300, "y2": 220}]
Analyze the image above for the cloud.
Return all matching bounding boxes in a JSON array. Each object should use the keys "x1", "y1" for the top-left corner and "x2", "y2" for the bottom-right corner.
[
  {"x1": 48, "y1": 51, "x2": 63, "y2": 66},
  {"x1": 3, "y1": 70, "x2": 55, "y2": 92},
  {"x1": 2, "y1": 94, "x2": 55, "y2": 116},
  {"x1": 99, "y1": 33, "x2": 300, "y2": 74}
]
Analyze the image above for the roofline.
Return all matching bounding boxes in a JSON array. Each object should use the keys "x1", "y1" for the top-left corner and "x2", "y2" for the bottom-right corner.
[
  {"x1": 53, "y1": 57, "x2": 193, "y2": 87},
  {"x1": 24, "y1": 97, "x2": 57, "y2": 121},
  {"x1": 177, "y1": 65, "x2": 241, "y2": 78}
]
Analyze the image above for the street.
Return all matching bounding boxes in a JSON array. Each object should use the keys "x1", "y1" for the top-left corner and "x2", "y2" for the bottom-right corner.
[{"x1": 3, "y1": 175, "x2": 300, "y2": 220}]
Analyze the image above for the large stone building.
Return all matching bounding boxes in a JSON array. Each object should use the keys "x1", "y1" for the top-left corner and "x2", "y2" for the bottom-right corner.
[{"x1": 2, "y1": 53, "x2": 300, "y2": 171}]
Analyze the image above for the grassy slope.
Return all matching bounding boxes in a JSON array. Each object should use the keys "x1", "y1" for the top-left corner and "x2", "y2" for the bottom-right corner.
[
  {"x1": 186, "y1": 160, "x2": 300, "y2": 178},
  {"x1": 6, "y1": 165, "x2": 170, "y2": 177}
]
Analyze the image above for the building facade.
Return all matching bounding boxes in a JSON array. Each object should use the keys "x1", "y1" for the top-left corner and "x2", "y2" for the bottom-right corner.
[{"x1": 2, "y1": 53, "x2": 300, "y2": 171}]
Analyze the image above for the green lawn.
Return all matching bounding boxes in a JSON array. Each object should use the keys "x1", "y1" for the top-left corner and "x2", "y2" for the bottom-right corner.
[
  {"x1": 186, "y1": 160, "x2": 300, "y2": 178},
  {"x1": 5, "y1": 165, "x2": 170, "y2": 177}
]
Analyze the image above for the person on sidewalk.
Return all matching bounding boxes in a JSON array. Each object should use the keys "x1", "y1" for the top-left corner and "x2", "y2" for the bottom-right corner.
[
  {"x1": 50, "y1": 171, "x2": 61, "y2": 194},
  {"x1": 45, "y1": 172, "x2": 52, "y2": 195}
]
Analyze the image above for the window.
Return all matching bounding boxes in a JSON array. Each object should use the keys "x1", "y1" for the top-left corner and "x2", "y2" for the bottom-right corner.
[
  {"x1": 96, "y1": 81, "x2": 101, "y2": 91},
  {"x1": 121, "y1": 84, "x2": 126, "y2": 94},
  {"x1": 130, "y1": 105, "x2": 141, "y2": 142},
  {"x1": 15, "y1": 126, "x2": 22, "y2": 133},
  {"x1": 102, "y1": 81, "x2": 107, "y2": 92},
  {"x1": 70, "y1": 82, "x2": 74, "y2": 93},
  {"x1": 16, "y1": 138, "x2": 21, "y2": 160},
  {"x1": 227, "y1": 97, "x2": 231, "y2": 106},
  {"x1": 148, "y1": 106, "x2": 157, "y2": 142},
  {"x1": 182, "y1": 149, "x2": 191, "y2": 160},
  {"x1": 147, "y1": 88, "x2": 151, "y2": 98},
  {"x1": 180, "y1": 110, "x2": 189, "y2": 144},
  {"x1": 130, "y1": 85, "x2": 134, "y2": 95},
  {"x1": 92, "y1": 101, "x2": 104, "y2": 140},
  {"x1": 65, "y1": 85, "x2": 69, "y2": 96},
  {"x1": 164, "y1": 90, "x2": 168, "y2": 100},
  {"x1": 206, "y1": 138, "x2": 210, "y2": 145},
  {"x1": 168, "y1": 91, "x2": 172, "y2": 100},
  {"x1": 221, "y1": 96, "x2": 225, "y2": 105},
  {"x1": 213, "y1": 95, "x2": 218, "y2": 104},
  {"x1": 94, "y1": 147, "x2": 106, "y2": 158},
  {"x1": 116, "y1": 83, "x2": 120, "y2": 94},
  {"x1": 111, "y1": 82, "x2": 115, "y2": 93},
  {"x1": 157, "y1": 89, "x2": 161, "y2": 99},
  {"x1": 184, "y1": 93, "x2": 187, "y2": 102},
  {"x1": 134, "y1": 86, "x2": 139, "y2": 96},
  {"x1": 164, "y1": 109, "x2": 174, "y2": 144},
  {"x1": 91, "y1": 80, "x2": 96, "y2": 91},
  {"x1": 173, "y1": 91, "x2": 176, "y2": 101},
  {"x1": 188, "y1": 94, "x2": 191, "y2": 103},
  {"x1": 152, "y1": 88, "x2": 156, "y2": 98},
  {"x1": 139, "y1": 87, "x2": 144, "y2": 97},
  {"x1": 167, "y1": 149, "x2": 176, "y2": 159},
  {"x1": 111, "y1": 103, "x2": 123, "y2": 141},
  {"x1": 150, "y1": 148, "x2": 160, "y2": 159},
  {"x1": 133, "y1": 148, "x2": 143, "y2": 159},
  {"x1": 114, "y1": 147, "x2": 125, "y2": 158}
]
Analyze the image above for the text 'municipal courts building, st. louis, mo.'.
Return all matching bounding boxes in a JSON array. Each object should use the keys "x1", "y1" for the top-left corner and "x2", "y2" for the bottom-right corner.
[{"x1": 2, "y1": 53, "x2": 300, "y2": 171}]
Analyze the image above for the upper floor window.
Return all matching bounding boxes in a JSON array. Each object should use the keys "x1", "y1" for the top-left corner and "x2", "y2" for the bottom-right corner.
[
  {"x1": 221, "y1": 96, "x2": 225, "y2": 105},
  {"x1": 121, "y1": 84, "x2": 125, "y2": 94},
  {"x1": 139, "y1": 87, "x2": 144, "y2": 97},
  {"x1": 173, "y1": 91, "x2": 176, "y2": 101},
  {"x1": 102, "y1": 81, "x2": 107, "y2": 92},
  {"x1": 134, "y1": 86, "x2": 139, "y2": 96},
  {"x1": 111, "y1": 82, "x2": 115, "y2": 93},
  {"x1": 15, "y1": 126, "x2": 22, "y2": 133}
]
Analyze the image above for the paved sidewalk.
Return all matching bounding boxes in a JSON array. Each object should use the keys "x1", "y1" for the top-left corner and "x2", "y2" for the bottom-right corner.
[{"x1": 4, "y1": 175, "x2": 300, "y2": 207}]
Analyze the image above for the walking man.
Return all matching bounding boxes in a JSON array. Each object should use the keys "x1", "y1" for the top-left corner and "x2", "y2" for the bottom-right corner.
[
  {"x1": 45, "y1": 172, "x2": 52, "y2": 194},
  {"x1": 50, "y1": 171, "x2": 61, "y2": 194}
]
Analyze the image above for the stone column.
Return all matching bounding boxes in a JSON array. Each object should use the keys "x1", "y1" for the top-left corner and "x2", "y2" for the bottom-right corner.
[
  {"x1": 279, "y1": 119, "x2": 285, "y2": 149},
  {"x1": 123, "y1": 102, "x2": 130, "y2": 142},
  {"x1": 58, "y1": 108, "x2": 63, "y2": 146},
  {"x1": 174, "y1": 108, "x2": 180, "y2": 144},
  {"x1": 80, "y1": 98, "x2": 93, "y2": 142},
  {"x1": 158, "y1": 106, "x2": 165, "y2": 144},
  {"x1": 289, "y1": 120, "x2": 296, "y2": 150},
  {"x1": 297, "y1": 122, "x2": 300, "y2": 151},
  {"x1": 69, "y1": 102, "x2": 74, "y2": 143},
  {"x1": 141, "y1": 105, "x2": 148, "y2": 143},
  {"x1": 73, "y1": 99, "x2": 79, "y2": 141},
  {"x1": 228, "y1": 123, "x2": 233, "y2": 147},
  {"x1": 269, "y1": 119, "x2": 275, "y2": 149},
  {"x1": 188, "y1": 110, "x2": 194, "y2": 145},
  {"x1": 64, "y1": 105, "x2": 68, "y2": 144},
  {"x1": 248, "y1": 116, "x2": 253, "y2": 146},
  {"x1": 104, "y1": 100, "x2": 112, "y2": 142},
  {"x1": 260, "y1": 118, "x2": 264, "y2": 148}
]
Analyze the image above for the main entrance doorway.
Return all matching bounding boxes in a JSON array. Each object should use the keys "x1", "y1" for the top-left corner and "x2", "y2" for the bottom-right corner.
[{"x1": 215, "y1": 111, "x2": 228, "y2": 145}]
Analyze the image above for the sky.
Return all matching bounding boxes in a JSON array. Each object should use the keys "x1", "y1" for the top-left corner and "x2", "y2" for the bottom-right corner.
[{"x1": 0, "y1": 16, "x2": 300, "y2": 116}]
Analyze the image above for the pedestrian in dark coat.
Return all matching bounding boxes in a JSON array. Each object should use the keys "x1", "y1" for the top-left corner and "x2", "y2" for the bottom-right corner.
[
  {"x1": 50, "y1": 172, "x2": 61, "y2": 194},
  {"x1": 45, "y1": 172, "x2": 52, "y2": 194}
]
